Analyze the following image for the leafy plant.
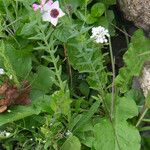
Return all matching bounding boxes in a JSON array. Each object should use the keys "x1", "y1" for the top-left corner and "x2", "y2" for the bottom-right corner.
[{"x1": 0, "y1": 0, "x2": 150, "y2": 150}]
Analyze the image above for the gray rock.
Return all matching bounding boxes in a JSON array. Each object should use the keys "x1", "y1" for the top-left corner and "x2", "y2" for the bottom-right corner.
[{"x1": 117, "y1": 0, "x2": 150, "y2": 31}]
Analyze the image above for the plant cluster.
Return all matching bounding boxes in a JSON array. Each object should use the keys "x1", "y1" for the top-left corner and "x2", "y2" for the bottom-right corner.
[{"x1": 0, "y1": 0, "x2": 150, "y2": 150}]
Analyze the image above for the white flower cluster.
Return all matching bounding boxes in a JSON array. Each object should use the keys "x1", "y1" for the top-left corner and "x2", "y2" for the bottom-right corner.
[
  {"x1": 139, "y1": 64, "x2": 150, "y2": 97},
  {"x1": 0, "y1": 68, "x2": 5, "y2": 75},
  {"x1": 90, "y1": 26, "x2": 110, "y2": 44},
  {"x1": 0, "y1": 130, "x2": 11, "y2": 137},
  {"x1": 0, "y1": 68, "x2": 13, "y2": 80}
]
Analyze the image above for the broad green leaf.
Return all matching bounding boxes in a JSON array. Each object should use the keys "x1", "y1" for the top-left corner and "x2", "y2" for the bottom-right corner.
[
  {"x1": 93, "y1": 96, "x2": 140, "y2": 150},
  {"x1": 0, "y1": 94, "x2": 51, "y2": 126},
  {"x1": 91, "y1": 3, "x2": 106, "y2": 17},
  {"x1": 50, "y1": 90, "x2": 71, "y2": 116},
  {"x1": 115, "y1": 30, "x2": 150, "y2": 93},
  {"x1": 116, "y1": 97, "x2": 139, "y2": 121},
  {"x1": 4, "y1": 43, "x2": 32, "y2": 80},
  {"x1": 0, "y1": 105, "x2": 40, "y2": 126},
  {"x1": 86, "y1": 14, "x2": 98, "y2": 24},
  {"x1": 31, "y1": 66, "x2": 55, "y2": 93},
  {"x1": 73, "y1": 100, "x2": 100, "y2": 132},
  {"x1": 61, "y1": 136, "x2": 81, "y2": 150}
]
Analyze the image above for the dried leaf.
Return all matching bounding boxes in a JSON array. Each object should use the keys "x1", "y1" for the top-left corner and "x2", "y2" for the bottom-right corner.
[
  {"x1": 0, "y1": 106, "x2": 7, "y2": 113},
  {"x1": 0, "y1": 80, "x2": 31, "y2": 113}
]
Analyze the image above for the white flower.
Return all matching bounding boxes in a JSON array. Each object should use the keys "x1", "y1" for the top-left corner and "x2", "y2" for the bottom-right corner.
[
  {"x1": 5, "y1": 132, "x2": 11, "y2": 137},
  {"x1": 42, "y1": 1, "x2": 65, "y2": 26},
  {"x1": 65, "y1": 130, "x2": 72, "y2": 136},
  {"x1": 90, "y1": 26, "x2": 110, "y2": 43},
  {"x1": 32, "y1": 0, "x2": 53, "y2": 11},
  {"x1": 7, "y1": 109, "x2": 11, "y2": 113},
  {"x1": 9, "y1": 75, "x2": 13, "y2": 80},
  {"x1": 0, "y1": 130, "x2": 11, "y2": 137},
  {"x1": 0, "y1": 68, "x2": 5, "y2": 75}
]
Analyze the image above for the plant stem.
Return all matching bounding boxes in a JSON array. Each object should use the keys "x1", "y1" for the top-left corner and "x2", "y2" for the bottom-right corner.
[
  {"x1": 141, "y1": 118, "x2": 150, "y2": 122},
  {"x1": 40, "y1": 26, "x2": 64, "y2": 90},
  {"x1": 63, "y1": 44, "x2": 73, "y2": 89},
  {"x1": 108, "y1": 36, "x2": 116, "y2": 120},
  {"x1": 139, "y1": 126, "x2": 150, "y2": 132},
  {"x1": 136, "y1": 107, "x2": 149, "y2": 127}
]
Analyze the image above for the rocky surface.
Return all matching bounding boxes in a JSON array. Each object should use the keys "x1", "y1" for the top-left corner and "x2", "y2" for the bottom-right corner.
[{"x1": 117, "y1": 0, "x2": 150, "y2": 32}]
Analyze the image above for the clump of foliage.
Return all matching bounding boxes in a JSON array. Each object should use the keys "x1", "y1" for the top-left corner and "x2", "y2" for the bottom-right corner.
[{"x1": 0, "y1": 0, "x2": 150, "y2": 150}]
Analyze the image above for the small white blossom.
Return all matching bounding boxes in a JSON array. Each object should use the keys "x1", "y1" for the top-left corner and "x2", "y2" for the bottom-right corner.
[
  {"x1": 0, "y1": 130, "x2": 11, "y2": 137},
  {"x1": 43, "y1": 140, "x2": 46, "y2": 143},
  {"x1": 42, "y1": 1, "x2": 65, "y2": 26},
  {"x1": 7, "y1": 110, "x2": 11, "y2": 113},
  {"x1": 90, "y1": 26, "x2": 110, "y2": 44},
  {"x1": 9, "y1": 75, "x2": 13, "y2": 80},
  {"x1": 65, "y1": 130, "x2": 72, "y2": 136},
  {"x1": 5, "y1": 132, "x2": 11, "y2": 137},
  {"x1": 0, "y1": 68, "x2": 5, "y2": 75},
  {"x1": 49, "y1": 123, "x2": 53, "y2": 126}
]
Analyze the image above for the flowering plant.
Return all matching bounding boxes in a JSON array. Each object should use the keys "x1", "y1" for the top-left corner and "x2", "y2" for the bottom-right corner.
[{"x1": 0, "y1": 0, "x2": 150, "y2": 149}]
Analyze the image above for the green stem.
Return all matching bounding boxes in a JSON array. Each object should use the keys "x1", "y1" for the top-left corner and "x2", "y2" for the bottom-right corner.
[
  {"x1": 136, "y1": 107, "x2": 149, "y2": 127},
  {"x1": 141, "y1": 119, "x2": 150, "y2": 122},
  {"x1": 40, "y1": 26, "x2": 64, "y2": 90},
  {"x1": 139, "y1": 126, "x2": 150, "y2": 132},
  {"x1": 108, "y1": 36, "x2": 116, "y2": 120}
]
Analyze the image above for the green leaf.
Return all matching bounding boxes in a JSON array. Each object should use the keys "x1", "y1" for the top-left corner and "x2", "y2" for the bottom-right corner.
[
  {"x1": 67, "y1": 39, "x2": 107, "y2": 91},
  {"x1": 50, "y1": 90, "x2": 71, "y2": 116},
  {"x1": 0, "y1": 94, "x2": 51, "y2": 126},
  {"x1": 91, "y1": 3, "x2": 106, "y2": 17},
  {"x1": 79, "y1": 81, "x2": 90, "y2": 97},
  {"x1": 31, "y1": 66, "x2": 55, "y2": 93},
  {"x1": 73, "y1": 100, "x2": 100, "y2": 132},
  {"x1": 4, "y1": 43, "x2": 32, "y2": 80},
  {"x1": 86, "y1": 14, "x2": 98, "y2": 24},
  {"x1": 93, "y1": 96, "x2": 140, "y2": 150},
  {"x1": 100, "y1": 0, "x2": 116, "y2": 6},
  {"x1": 145, "y1": 92, "x2": 150, "y2": 108},
  {"x1": 20, "y1": 21, "x2": 37, "y2": 36},
  {"x1": 115, "y1": 30, "x2": 150, "y2": 93},
  {"x1": 116, "y1": 97, "x2": 139, "y2": 121},
  {"x1": 0, "y1": 105, "x2": 40, "y2": 126},
  {"x1": 61, "y1": 136, "x2": 81, "y2": 150},
  {"x1": 63, "y1": 0, "x2": 89, "y2": 12},
  {"x1": 54, "y1": 26, "x2": 72, "y2": 42}
]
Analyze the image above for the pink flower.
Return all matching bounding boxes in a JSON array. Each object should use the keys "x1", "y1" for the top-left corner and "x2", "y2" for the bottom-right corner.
[
  {"x1": 42, "y1": 1, "x2": 65, "y2": 26},
  {"x1": 32, "y1": 0, "x2": 53, "y2": 11}
]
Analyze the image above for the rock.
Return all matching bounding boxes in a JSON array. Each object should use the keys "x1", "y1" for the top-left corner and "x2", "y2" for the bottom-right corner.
[{"x1": 117, "y1": 0, "x2": 150, "y2": 31}]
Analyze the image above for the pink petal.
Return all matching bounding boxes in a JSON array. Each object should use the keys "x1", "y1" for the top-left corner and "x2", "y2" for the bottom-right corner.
[
  {"x1": 32, "y1": 4, "x2": 40, "y2": 11},
  {"x1": 42, "y1": 2, "x2": 51, "y2": 11},
  {"x1": 50, "y1": 1, "x2": 59, "y2": 9},
  {"x1": 41, "y1": 0, "x2": 46, "y2": 5},
  {"x1": 47, "y1": 0, "x2": 53, "y2": 6}
]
